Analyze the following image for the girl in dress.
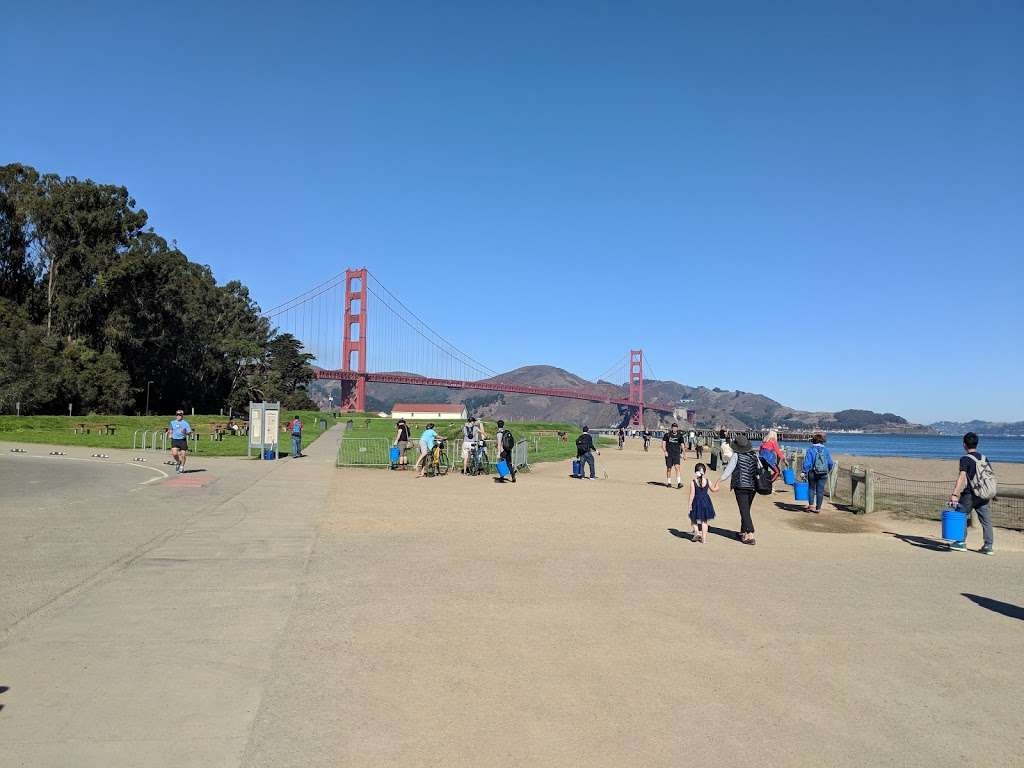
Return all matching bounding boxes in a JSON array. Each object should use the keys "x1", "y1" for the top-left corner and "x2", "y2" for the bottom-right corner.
[{"x1": 688, "y1": 462, "x2": 717, "y2": 543}]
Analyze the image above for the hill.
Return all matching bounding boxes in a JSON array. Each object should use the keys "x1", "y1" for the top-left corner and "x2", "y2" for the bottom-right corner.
[
  {"x1": 930, "y1": 420, "x2": 1024, "y2": 437},
  {"x1": 311, "y1": 365, "x2": 932, "y2": 433}
]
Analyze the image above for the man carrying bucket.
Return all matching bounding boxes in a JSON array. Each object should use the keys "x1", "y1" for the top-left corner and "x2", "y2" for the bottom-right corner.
[{"x1": 948, "y1": 432, "x2": 996, "y2": 554}]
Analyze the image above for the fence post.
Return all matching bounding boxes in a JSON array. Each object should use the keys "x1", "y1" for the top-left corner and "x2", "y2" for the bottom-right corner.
[{"x1": 864, "y1": 468, "x2": 875, "y2": 515}]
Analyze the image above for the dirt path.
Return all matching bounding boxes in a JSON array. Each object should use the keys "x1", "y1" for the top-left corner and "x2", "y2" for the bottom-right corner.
[{"x1": 243, "y1": 441, "x2": 1024, "y2": 767}]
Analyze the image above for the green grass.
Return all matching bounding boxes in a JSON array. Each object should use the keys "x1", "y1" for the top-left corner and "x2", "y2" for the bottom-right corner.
[
  {"x1": 0, "y1": 412, "x2": 593, "y2": 464},
  {"x1": 336, "y1": 415, "x2": 588, "y2": 466},
  {"x1": 0, "y1": 411, "x2": 332, "y2": 458}
]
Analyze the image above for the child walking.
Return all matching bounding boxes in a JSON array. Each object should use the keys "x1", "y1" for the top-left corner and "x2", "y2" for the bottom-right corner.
[{"x1": 688, "y1": 463, "x2": 717, "y2": 543}]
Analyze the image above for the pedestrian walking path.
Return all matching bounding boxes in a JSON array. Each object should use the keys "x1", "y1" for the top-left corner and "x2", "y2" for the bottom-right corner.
[{"x1": 2, "y1": 433, "x2": 1022, "y2": 767}]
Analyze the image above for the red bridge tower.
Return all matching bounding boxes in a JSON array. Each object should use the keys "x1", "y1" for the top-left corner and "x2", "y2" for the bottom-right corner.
[
  {"x1": 628, "y1": 349, "x2": 644, "y2": 427},
  {"x1": 339, "y1": 267, "x2": 368, "y2": 412}
]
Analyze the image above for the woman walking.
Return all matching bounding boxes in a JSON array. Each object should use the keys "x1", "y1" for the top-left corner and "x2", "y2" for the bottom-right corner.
[
  {"x1": 801, "y1": 433, "x2": 834, "y2": 513},
  {"x1": 713, "y1": 434, "x2": 759, "y2": 545},
  {"x1": 758, "y1": 429, "x2": 786, "y2": 482}
]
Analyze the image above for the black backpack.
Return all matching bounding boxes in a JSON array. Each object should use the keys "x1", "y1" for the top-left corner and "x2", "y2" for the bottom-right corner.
[
  {"x1": 502, "y1": 429, "x2": 515, "y2": 453},
  {"x1": 575, "y1": 434, "x2": 588, "y2": 451}
]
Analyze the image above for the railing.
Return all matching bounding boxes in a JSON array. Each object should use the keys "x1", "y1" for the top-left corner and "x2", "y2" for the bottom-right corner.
[
  {"x1": 334, "y1": 434, "x2": 529, "y2": 471},
  {"x1": 336, "y1": 436, "x2": 391, "y2": 467},
  {"x1": 828, "y1": 465, "x2": 1022, "y2": 531}
]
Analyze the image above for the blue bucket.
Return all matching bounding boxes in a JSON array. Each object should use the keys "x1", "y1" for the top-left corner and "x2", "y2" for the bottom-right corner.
[
  {"x1": 794, "y1": 481, "x2": 809, "y2": 501},
  {"x1": 496, "y1": 460, "x2": 510, "y2": 478},
  {"x1": 941, "y1": 509, "x2": 967, "y2": 542},
  {"x1": 389, "y1": 446, "x2": 400, "y2": 463},
  {"x1": 263, "y1": 449, "x2": 275, "y2": 460},
  {"x1": 782, "y1": 468, "x2": 796, "y2": 485}
]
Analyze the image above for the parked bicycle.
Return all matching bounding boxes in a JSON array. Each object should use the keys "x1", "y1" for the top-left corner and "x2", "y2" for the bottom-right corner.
[
  {"x1": 424, "y1": 437, "x2": 451, "y2": 477},
  {"x1": 466, "y1": 440, "x2": 490, "y2": 476}
]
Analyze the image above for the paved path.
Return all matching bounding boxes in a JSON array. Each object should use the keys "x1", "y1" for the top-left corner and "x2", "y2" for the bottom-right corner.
[{"x1": 2, "y1": 436, "x2": 1022, "y2": 766}]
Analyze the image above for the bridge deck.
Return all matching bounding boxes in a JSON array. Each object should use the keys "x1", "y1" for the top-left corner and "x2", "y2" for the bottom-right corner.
[{"x1": 315, "y1": 369, "x2": 675, "y2": 413}]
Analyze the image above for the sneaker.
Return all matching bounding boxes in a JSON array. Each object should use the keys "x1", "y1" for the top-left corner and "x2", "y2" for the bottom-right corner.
[
  {"x1": 949, "y1": 541, "x2": 966, "y2": 552},
  {"x1": 978, "y1": 545, "x2": 993, "y2": 556}
]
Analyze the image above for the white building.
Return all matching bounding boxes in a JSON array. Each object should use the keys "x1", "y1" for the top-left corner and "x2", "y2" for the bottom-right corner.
[{"x1": 390, "y1": 403, "x2": 468, "y2": 420}]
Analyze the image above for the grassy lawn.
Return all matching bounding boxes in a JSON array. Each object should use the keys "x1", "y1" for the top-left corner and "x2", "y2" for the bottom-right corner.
[
  {"x1": 0, "y1": 411, "x2": 331, "y2": 458},
  {"x1": 1, "y1": 412, "x2": 600, "y2": 464},
  {"x1": 337, "y1": 415, "x2": 590, "y2": 467}
]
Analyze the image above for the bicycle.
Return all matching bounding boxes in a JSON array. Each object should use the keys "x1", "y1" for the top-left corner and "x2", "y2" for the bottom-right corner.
[
  {"x1": 424, "y1": 437, "x2": 450, "y2": 477},
  {"x1": 466, "y1": 440, "x2": 490, "y2": 476}
]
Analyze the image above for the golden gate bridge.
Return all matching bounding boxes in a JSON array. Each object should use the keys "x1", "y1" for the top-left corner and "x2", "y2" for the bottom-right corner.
[{"x1": 261, "y1": 268, "x2": 675, "y2": 425}]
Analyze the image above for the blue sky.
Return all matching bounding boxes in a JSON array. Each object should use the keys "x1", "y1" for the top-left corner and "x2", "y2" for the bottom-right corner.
[{"x1": 5, "y1": 1, "x2": 1022, "y2": 422}]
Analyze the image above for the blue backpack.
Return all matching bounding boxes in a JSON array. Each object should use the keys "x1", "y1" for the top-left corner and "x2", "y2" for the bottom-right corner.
[{"x1": 811, "y1": 447, "x2": 829, "y2": 476}]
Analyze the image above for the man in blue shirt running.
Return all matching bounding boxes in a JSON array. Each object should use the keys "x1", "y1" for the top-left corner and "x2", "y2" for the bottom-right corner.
[{"x1": 169, "y1": 410, "x2": 192, "y2": 474}]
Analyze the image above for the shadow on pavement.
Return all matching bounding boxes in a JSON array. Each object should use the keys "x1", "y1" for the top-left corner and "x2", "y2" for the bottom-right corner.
[
  {"x1": 774, "y1": 501, "x2": 810, "y2": 513},
  {"x1": 668, "y1": 527, "x2": 738, "y2": 543},
  {"x1": 883, "y1": 531, "x2": 950, "y2": 552},
  {"x1": 962, "y1": 594, "x2": 1024, "y2": 621}
]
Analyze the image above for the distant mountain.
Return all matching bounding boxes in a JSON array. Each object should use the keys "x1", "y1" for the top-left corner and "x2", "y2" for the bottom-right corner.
[
  {"x1": 930, "y1": 420, "x2": 1024, "y2": 437},
  {"x1": 311, "y1": 365, "x2": 933, "y2": 433}
]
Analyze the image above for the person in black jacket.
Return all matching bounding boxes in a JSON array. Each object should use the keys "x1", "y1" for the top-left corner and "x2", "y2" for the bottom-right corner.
[
  {"x1": 575, "y1": 426, "x2": 600, "y2": 480},
  {"x1": 712, "y1": 434, "x2": 759, "y2": 545}
]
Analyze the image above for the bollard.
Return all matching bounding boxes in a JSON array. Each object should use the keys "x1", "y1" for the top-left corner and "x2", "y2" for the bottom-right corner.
[{"x1": 864, "y1": 468, "x2": 875, "y2": 515}]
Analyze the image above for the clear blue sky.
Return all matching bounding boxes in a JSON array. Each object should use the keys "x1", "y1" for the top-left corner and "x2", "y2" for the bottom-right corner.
[{"x1": 5, "y1": 1, "x2": 1022, "y2": 423}]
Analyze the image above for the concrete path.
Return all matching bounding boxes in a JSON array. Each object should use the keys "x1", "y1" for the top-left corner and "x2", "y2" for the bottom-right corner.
[
  {"x1": 1, "y1": 431, "x2": 338, "y2": 766},
  {"x1": 2, "y1": 436, "x2": 1022, "y2": 767}
]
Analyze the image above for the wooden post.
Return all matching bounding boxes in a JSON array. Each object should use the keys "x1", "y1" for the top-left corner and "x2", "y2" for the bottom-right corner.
[{"x1": 864, "y1": 468, "x2": 875, "y2": 515}]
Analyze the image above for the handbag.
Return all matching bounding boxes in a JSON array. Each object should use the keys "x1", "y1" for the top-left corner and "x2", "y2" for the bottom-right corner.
[{"x1": 753, "y1": 453, "x2": 774, "y2": 495}]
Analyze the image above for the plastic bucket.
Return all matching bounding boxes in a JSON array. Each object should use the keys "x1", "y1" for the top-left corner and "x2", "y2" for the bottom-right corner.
[
  {"x1": 782, "y1": 468, "x2": 796, "y2": 485},
  {"x1": 794, "y1": 481, "x2": 809, "y2": 501},
  {"x1": 497, "y1": 460, "x2": 510, "y2": 478},
  {"x1": 941, "y1": 509, "x2": 967, "y2": 541},
  {"x1": 263, "y1": 449, "x2": 275, "y2": 460},
  {"x1": 389, "y1": 446, "x2": 400, "y2": 463}
]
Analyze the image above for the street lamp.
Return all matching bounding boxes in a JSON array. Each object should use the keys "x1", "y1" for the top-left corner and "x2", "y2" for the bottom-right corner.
[{"x1": 145, "y1": 380, "x2": 153, "y2": 416}]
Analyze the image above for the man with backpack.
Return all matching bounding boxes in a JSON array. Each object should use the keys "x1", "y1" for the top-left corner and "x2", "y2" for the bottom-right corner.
[
  {"x1": 801, "y1": 433, "x2": 833, "y2": 513},
  {"x1": 495, "y1": 419, "x2": 517, "y2": 482},
  {"x1": 948, "y1": 432, "x2": 996, "y2": 554},
  {"x1": 287, "y1": 415, "x2": 303, "y2": 458},
  {"x1": 461, "y1": 416, "x2": 478, "y2": 474},
  {"x1": 575, "y1": 426, "x2": 600, "y2": 480}
]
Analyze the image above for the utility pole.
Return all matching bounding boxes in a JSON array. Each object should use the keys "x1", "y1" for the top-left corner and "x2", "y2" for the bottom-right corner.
[{"x1": 145, "y1": 380, "x2": 153, "y2": 416}]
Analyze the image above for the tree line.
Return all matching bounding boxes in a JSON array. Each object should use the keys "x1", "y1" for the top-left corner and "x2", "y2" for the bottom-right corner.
[{"x1": 0, "y1": 163, "x2": 315, "y2": 415}]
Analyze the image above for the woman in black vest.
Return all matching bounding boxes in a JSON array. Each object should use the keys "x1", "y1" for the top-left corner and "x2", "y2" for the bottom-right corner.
[{"x1": 712, "y1": 434, "x2": 759, "y2": 545}]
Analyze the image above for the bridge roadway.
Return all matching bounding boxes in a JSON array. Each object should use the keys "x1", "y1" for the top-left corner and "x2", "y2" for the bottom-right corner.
[{"x1": 315, "y1": 369, "x2": 676, "y2": 413}]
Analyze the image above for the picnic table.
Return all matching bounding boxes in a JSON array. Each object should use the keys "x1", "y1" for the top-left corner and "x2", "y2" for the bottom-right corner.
[
  {"x1": 72, "y1": 422, "x2": 89, "y2": 434},
  {"x1": 99, "y1": 424, "x2": 117, "y2": 435}
]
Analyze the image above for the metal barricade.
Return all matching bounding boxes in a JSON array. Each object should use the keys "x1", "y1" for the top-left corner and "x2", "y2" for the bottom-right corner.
[
  {"x1": 337, "y1": 436, "x2": 391, "y2": 467},
  {"x1": 512, "y1": 439, "x2": 529, "y2": 469},
  {"x1": 133, "y1": 430, "x2": 144, "y2": 450}
]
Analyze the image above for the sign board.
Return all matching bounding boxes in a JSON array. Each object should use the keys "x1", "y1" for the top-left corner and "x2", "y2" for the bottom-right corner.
[
  {"x1": 247, "y1": 401, "x2": 281, "y2": 459},
  {"x1": 263, "y1": 408, "x2": 279, "y2": 444},
  {"x1": 249, "y1": 405, "x2": 263, "y2": 448}
]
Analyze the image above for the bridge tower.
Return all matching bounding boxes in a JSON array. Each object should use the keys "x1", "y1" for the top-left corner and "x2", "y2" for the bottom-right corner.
[
  {"x1": 340, "y1": 267, "x2": 368, "y2": 412},
  {"x1": 628, "y1": 349, "x2": 644, "y2": 427}
]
